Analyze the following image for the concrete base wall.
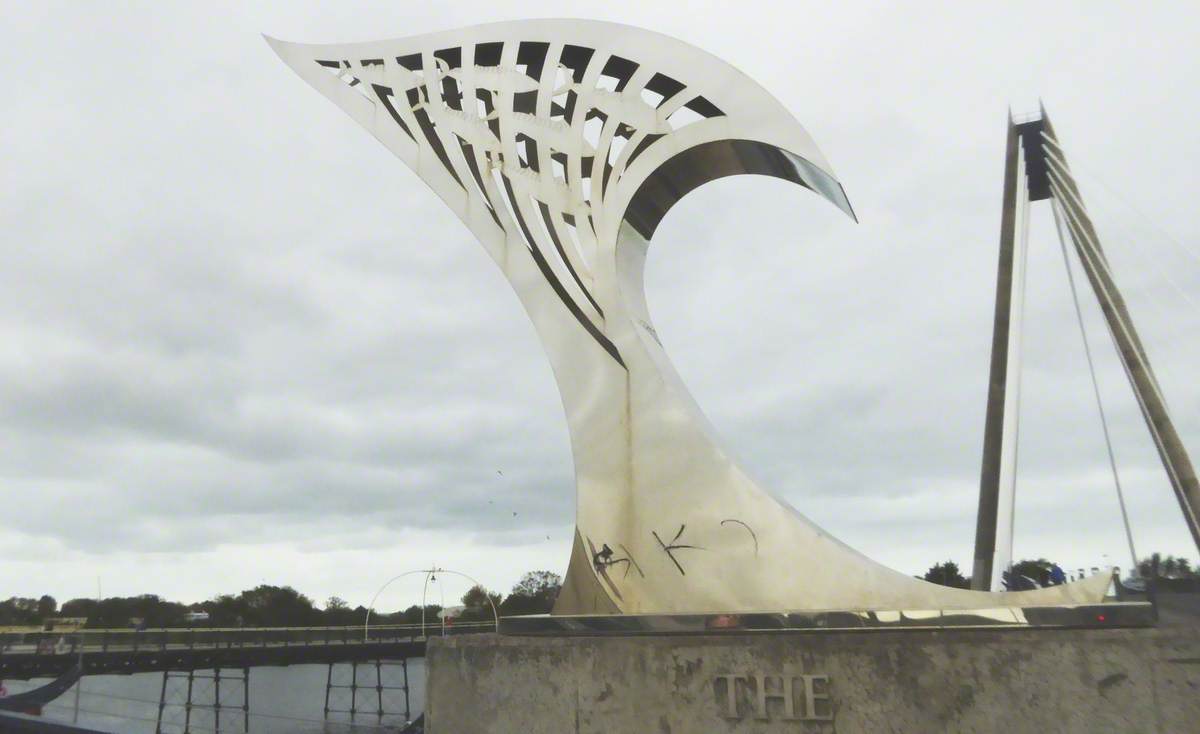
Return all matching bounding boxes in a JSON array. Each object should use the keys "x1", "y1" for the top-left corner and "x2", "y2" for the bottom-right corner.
[{"x1": 427, "y1": 627, "x2": 1200, "y2": 733}]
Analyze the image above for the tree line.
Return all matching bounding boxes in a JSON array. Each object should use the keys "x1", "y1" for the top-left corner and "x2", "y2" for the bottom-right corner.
[
  {"x1": 0, "y1": 571, "x2": 562, "y2": 629},
  {"x1": 922, "y1": 553, "x2": 1199, "y2": 589},
  {"x1": 8, "y1": 552, "x2": 1192, "y2": 628}
]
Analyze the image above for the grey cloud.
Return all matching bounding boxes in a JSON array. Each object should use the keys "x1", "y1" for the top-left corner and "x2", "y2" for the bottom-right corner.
[{"x1": 2, "y1": 1, "x2": 1198, "y2": 603}]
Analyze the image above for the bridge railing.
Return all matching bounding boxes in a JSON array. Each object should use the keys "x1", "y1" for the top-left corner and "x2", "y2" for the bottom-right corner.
[{"x1": 0, "y1": 622, "x2": 493, "y2": 657}]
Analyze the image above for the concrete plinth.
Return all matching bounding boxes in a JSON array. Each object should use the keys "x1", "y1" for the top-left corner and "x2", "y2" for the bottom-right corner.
[{"x1": 426, "y1": 627, "x2": 1200, "y2": 733}]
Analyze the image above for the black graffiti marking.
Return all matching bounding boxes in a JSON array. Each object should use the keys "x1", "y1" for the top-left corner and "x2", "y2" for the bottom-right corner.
[
  {"x1": 593, "y1": 543, "x2": 615, "y2": 567},
  {"x1": 592, "y1": 543, "x2": 646, "y2": 580},
  {"x1": 652, "y1": 524, "x2": 704, "y2": 576},
  {"x1": 586, "y1": 536, "x2": 624, "y2": 602},
  {"x1": 720, "y1": 519, "x2": 759, "y2": 557},
  {"x1": 617, "y1": 544, "x2": 646, "y2": 579}
]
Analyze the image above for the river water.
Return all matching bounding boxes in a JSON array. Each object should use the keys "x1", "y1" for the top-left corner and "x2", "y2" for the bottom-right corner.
[{"x1": 5, "y1": 660, "x2": 425, "y2": 733}]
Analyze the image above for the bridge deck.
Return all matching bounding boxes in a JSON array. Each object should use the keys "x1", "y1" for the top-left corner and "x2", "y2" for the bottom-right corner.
[{"x1": 0, "y1": 623, "x2": 490, "y2": 679}]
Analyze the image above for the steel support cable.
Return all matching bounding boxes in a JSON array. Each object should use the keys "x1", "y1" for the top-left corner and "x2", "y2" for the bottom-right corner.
[
  {"x1": 1004, "y1": 159, "x2": 1033, "y2": 580},
  {"x1": 1047, "y1": 143, "x2": 1200, "y2": 550},
  {"x1": 1043, "y1": 164, "x2": 1173, "y2": 412},
  {"x1": 1043, "y1": 151, "x2": 1168, "y2": 318},
  {"x1": 1041, "y1": 142, "x2": 1200, "y2": 316},
  {"x1": 1043, "y1": 148, "x2": 1200, "y2": 409},
  {"x1": 1046, "y1": 172, "x2": 1200, "y2": 536},
  {"x1": 1042, "y1": 131, "x2": 1200, "y2": 271},
  {"x1": 1042, "y1": 159, "x2": 1161, "y2": 352},
  {"x1": 1046, "y1": 171, "x2": 1182, "y2": 449},
  {"x1": 1050, "y1": 196, "x2": 1140, "y2": 573}
]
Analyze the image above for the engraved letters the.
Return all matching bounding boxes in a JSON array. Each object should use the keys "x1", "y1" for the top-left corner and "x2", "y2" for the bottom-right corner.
[{"x1": 714, "y1": 673, "x2": 833, "y2": 722}]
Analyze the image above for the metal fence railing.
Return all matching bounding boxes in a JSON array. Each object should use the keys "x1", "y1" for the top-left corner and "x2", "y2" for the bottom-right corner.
[{"x1": 0, "y1": 622, "x2": 493, "y2": 658}]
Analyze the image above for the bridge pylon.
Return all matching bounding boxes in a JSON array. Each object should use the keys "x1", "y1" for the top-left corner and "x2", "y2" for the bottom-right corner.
[{"x1": 972, "y1": 106, "x2": 1200, "y2": 591}]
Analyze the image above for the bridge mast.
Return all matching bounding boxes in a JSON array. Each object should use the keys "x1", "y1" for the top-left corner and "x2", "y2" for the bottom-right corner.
[
  {"x1": 972, "y1": 108, "x2": 1200, "y2": 591},
  {"x1": 973, "y1": 113, "x2": 1031, "y2": 591}
]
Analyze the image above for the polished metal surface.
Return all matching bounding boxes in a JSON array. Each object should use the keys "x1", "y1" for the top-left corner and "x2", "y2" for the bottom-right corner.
[
  {"x1": 270, "y1": 20, "x2": 1113, "y2": 614},
  {"x1": 500, "y1": 602, "x2": 1155, "y2": 635}
]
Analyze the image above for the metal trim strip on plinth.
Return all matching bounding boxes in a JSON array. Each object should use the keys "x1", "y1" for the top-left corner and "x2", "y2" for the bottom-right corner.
[{"x1": 499, "y1": 603, "x2": 1155, "y2": 636}]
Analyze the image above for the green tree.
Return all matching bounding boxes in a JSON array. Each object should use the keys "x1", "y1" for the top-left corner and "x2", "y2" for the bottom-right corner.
[
  {"x1": 0, "y1": 597, "x2": 41, "y2": 626},
  {"x1": 58, "y1": 594, "x2": 188, "y2": 628},
  {"x1": 323, "y1": 596, "x2": 357, "y2": 625},
  {"x1": 236, "y1": 585, "x2": 320, "y2": 627},
  {"x1": 1010, "y1": 559, "x2": 1054, "y2": 587},
  {"x1": 922, "y1": 561, "x2": 970, "y2": 589},
  {"x1": 36, "y1": 595, "x2": 57, "y2": 620},
  {"x1": 387, "y1": 604, "x2": 443, "y2": 626},
  {"x1": 459, "y1": 585, "x2": 502, "y2": 622},
  {"x1": 500, "y1": 571, "x2": 562, "y2": 616},
  {"x1": 513, "y1": 571, "x2": 562, "y2": 597},
  {"x1": 201, "y1": 594, "x2": 245, "y2": 627},
  {"x1": 1138, "y1": 553, "x2": 1198, "y2": 579}
]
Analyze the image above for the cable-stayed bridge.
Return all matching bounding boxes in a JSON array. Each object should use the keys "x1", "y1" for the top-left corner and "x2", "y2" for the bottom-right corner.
[{"x1": 972, "y1": 106, "x2": 1200, "y2": 592}]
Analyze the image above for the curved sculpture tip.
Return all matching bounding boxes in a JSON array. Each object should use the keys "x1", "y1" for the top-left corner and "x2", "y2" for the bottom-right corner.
[
  {"x1": 779, "y1": 148, "x2": 857, "y2": 223},
  {"x1": 262, "y1": 34, "x2": 301, "y2": 64},
  {"x1": 262, "y1": 35, "x2": 321, "y2": 72},
  {"x1": 814, "y1": 168, "x2": 857, "y2": 223}
]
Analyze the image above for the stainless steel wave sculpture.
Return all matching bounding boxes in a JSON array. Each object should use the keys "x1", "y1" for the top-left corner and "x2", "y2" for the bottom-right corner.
[{"x1": 269, "y1": 20, "x2": 1109, "y2": 614}]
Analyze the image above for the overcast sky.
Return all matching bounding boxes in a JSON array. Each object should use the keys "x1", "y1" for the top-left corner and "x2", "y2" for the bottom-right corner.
[{"x1": 3, "y1": 1, "x2": 1199, "y2": 611}]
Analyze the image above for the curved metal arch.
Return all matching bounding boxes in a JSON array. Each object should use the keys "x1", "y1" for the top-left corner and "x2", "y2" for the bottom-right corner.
[
  {"x1": 270, "y1": 20, "x2": 1112, "y2": 615},
  {"x1": 364, "y1": 567, "x2": 500, "y2": 639},
  {"x1": 622, "y1": 138, "x2": 855, "y2": 240}
]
